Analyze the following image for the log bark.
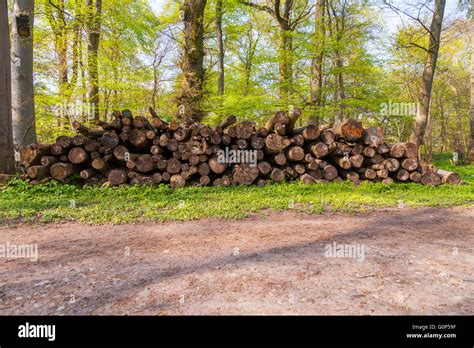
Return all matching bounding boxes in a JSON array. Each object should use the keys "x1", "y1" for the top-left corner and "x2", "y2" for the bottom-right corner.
[
  {"x1": 216, "y1": 115, "x2": 237, "y2": 134},
  {"x1": 170, "y1": 174, "x2": 186, "y2": 188},
  {"x1": 310, "y1": 141, "x2": 328, "y2": 158},
  {"x1": 233, "y1": 163, "x2": 259, "y2": 185},
  {"x1": 19, "y1": 143, "x2": 50, "y2": 166},
  {"x1": 68, "y1": 147, "x2": 89, "y2": 164},
  {"x1": 136, "y1": 154, "x2": 154, "y2": 173},
  {"x1": 209, "y1": 155, "x2": 226, "y2": 174},
  {"x1": 436, "y1": 169, "x2": 461, "y2": 184},
  {"x1": 300, "y1": 173, "x2": 316, "y2": 184},
  {"x1": 384, "y1": 158, "x2": 400, "y2": 172},
  {"x1": 27, "y1": 165, "x2": 50, "y2": 179},
  {"x1": 166, "y1": 158, "x2": 181, "y2": 174},
  {"x1": 395, "y1": 169, "x2": 410, "y2": 182},
  {"x1": 40, "y1": 155, "x2": 58, "y2": 166},
  {"x1": 322, "y1": 164, "x2": 338, "y2": 180},
  {"x1": 265, "y1": 133, "x2": 290, "y2": 153},
  {"x1": 401, "y1": 157, "x2": 418, "y2": 171},
  {"x1": 108, "y1": 168, "x2": 128, "y2": 186},
  {"x1": 128, "y1": 129, "x2": 150, "y2": 149},
  {"x1": 20, "y1": 112, "x2": 462, "y2": 189},
  {"x1": 333, "y1": 155, "x2": 351, "y2": 169},
  {"x1": 50, "y1": 162, "x2": 74, "y2": 180},
  {"x1": 420, "y1": 171, "x2": 442, "y2": 186},
  {"x1": 390, "y1": 143, "x2": 405, "y2": 158},
  {"x1": 409, "y1": 171, "x2": 422, "y2": 183},
  {"x1": 80, "y1": 168, "x2": 96, "y2": 179},
  {"x1": 270, "y1": 168, "x2": 285, "y2": 182},
  {"x1": 287, "y1": 146, "x2": 305, "y2": 162},
  {"x1": 363, "y1": 127, "x2": 384, "y2": 147},
  {"x1": 332, "y1": 120, "x2": 364, "y2": 141}
]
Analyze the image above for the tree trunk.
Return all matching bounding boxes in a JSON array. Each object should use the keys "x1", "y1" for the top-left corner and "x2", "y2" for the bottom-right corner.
[
  {"x1": 177, "y1": 0, "x2": 207, "y2": 125},
  {"x1": 44, "y1": 0, "x2": 69, "y2": 126},
  {"x1": 0, "y1": 0, "x2": 15, "y2": 173},
  {"x1": 11, "y1": 0, "x2": 36, "y2": 148},
  {"x1": 439, "y1": 95, "x2": 447, "y2": 152},
  {"x1": 278, "y1": 27, "x2": 293, "y2": 101},
  {"x1": 469, "y1": 0, "x2": 474, "y2": 163},
  {"x1": 151, "y1": 54, "x2": 159, "y2": 110},
  {"x1": 409, "y1": 0, "x2": 446, "y2": 148},
  {"x1": 239, "y1": 0, "x2": 300, "y2": 102},
  {"x1": 85, "y1": 0, "x2": 102, "y2": 121},
  {"x1": 335, "y1": 53, "x2": 345, "y2": 121},
  {"x1": 451, "y1": 85, "x2": 464, "y2": 161},
  {"x1": 216, "y1": 0, "x2": 224, "y2": 96},
  {"x1": 309, "y1": 0, "x2": 325, "y2": 125}
]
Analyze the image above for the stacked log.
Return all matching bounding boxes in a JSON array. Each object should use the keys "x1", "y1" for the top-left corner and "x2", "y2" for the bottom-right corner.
[{"x1": 18, "y1": 109, "x2": 461, "y2": 187}]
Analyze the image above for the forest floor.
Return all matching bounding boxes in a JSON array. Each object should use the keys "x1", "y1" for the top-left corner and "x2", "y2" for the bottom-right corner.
[
  {"x1": 0, "y1": 207, "x2": 473, "y2": 315},
  {"x1": 1, "y1": 157, "x2": 472, "y2": 224}
]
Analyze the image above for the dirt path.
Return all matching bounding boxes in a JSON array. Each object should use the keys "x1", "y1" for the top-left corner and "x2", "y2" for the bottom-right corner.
[{"x1": 0, "y1": 207, "x2": 473, "y2": 315}]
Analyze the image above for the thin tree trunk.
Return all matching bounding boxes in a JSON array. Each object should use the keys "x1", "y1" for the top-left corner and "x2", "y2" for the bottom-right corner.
[
  {"x1": 239, "y1": 0, "x2": 302, "y2": 102},
  {"x1": 44, "y1": 0, "x2": 69, "y2": 125},
  {"x1": 216, "y1": 0, "x2": 224, "y2": 96},
  {"x1": 440, "y1": 96, "x2": 447, "y2": 152},
  {"x1": 0, "y1": 0, "x2": 16, "y2": 173},
  {"x1": 11, "y1": 0, "x2": 36, "y2": 148},
  {"x1": 278, "y1": 27, "x2": 293, "y2": 101},
  {"x1": 79, "y1": 20, "x2": 86, "y2": 121},
  {"x1": 85, "y1": 0, "x2": 102, "y2": 120},
  {"x1": 425, "y1": 99, "x2": 433, "y2": 161},
  {"x1": 152, "y1": 67, "x2": 158, "y2": 110},
  {"x1": 452, "y1": 85, "x2": 464, "y2": 161},
  {"x1": 177, "y1": 0, "x2": 207, "y2": 124},
  {"x1": 335, "y1": 53, "x2": 345, "y2": 121},
  {"x1": 310, "y1": 0, "x2": 325, "y2": 125},
  {"x1": 243, "y1": 26, "x2": 258, "y2": 96},
  {"x1": 244, "y1": 64, "x2": 251, "y2": 96},
  {"x1": 409, "y1": 0, "x2": 446, "y2": 148},
  {"x1": 70, "y1": 0, "x2": 81, "y2": 91}
]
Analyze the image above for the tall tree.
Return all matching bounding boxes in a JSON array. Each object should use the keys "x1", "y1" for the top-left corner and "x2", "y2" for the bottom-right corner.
[
  {"x1": 470, "y1": 0, "x2": 474, "y2": 163},
  {"x1": 0, "y1": 0, "x2": 15, "y2": 173},
  {"x1": 327, "y1": 0, "x2": 348, "y2": 122},
  {"x1": 176, "y1": 0, "x2": 207, "y2": 124},
  {"x1": 226, "y1": 16, "x2": 260, "y2": 97},
  {"x1": 11, "y1": 0, "x2": 36, "y2": 148},
  {"x1": 409, "y1": 0, "x2": 446, "y2": 148},
  {"x1": 309, "y1": 0, "x2": 326, "y2": 124},
  {"x1": 216, "y1": 0, "x2": 224, "y2": 96},
  {"x1": 44, "y1": 0, "x2": 70, "y2": 126},
  {"x1": 85, "y1": 0, "x2": 102, "y2": 120},
  {"x1": 240, "y1": 0, "x2": 313, "y2": 101}
]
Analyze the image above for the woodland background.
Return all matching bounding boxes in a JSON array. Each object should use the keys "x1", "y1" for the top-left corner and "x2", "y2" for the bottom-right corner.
[{"x1": 2, "y1": 0, "x2": 473, "y2": 162}]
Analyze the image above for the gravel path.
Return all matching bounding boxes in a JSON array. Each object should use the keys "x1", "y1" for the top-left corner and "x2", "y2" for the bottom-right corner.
[{"x1": 0, "y1": 207, "x2": 473, "y2": 315}]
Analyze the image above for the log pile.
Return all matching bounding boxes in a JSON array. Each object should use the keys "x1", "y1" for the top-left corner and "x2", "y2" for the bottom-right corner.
[{"x1": 19, "y1": 108, "x2": 461, "y2": 188}]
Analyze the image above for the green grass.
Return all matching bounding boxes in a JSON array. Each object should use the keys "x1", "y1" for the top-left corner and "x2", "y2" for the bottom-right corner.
[{"x1": 0, "y1": 157, "x2": 472, "y2": 224}]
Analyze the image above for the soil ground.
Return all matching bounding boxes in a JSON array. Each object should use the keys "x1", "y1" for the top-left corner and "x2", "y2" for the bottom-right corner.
[{"x1": 0, "y1": 207, "x2": 473, "y2": 315}]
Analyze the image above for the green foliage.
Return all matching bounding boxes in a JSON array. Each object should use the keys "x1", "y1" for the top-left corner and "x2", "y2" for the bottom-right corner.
[
  {"x1": 13, "y1": 0, "x2": 472, "y2": 154},
  {"x1": 1, "y1": 163, "x2": 472, "y2": 224}
]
